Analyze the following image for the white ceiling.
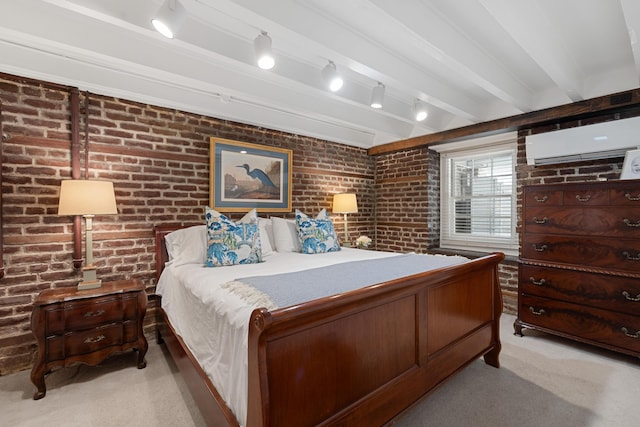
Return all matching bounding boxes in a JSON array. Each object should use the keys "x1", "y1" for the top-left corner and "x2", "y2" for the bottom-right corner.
[{"x1": 1, "y1": 0, "x2": 639, "y2": 149}]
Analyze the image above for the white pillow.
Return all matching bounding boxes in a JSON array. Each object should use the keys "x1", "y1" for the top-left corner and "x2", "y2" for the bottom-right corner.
[
  {"x1": 164, "y1": 225, "x2": 207, "y2": 266},
  {"x1": 259, "y1": 219, "x2": 274, "y2": 257},
  {"x1": 271, "y1": 217, "x2": 301, "y2": 252}
]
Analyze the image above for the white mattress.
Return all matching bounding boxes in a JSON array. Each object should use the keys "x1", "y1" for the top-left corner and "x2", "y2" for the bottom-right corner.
[{"x1": 156, "y1": 248, "x2": 465, "y2": 426}]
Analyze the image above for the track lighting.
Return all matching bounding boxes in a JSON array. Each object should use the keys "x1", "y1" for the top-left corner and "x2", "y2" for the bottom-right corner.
[
  {"x1": 254, "y1": 32, "x2": 275, "y2": 70},
  {"x1": 151, "y1": 0, "x2": 186, "y2": 39},
  {"x1": 370, "y1": 83, "x2": 385, "y2": 109},
  {"x1": 414, "y1": 99, "x2": 428, "y2": 121},
  {"x1": 321, "y1": 61, "x2": 343, "y2": 92}
]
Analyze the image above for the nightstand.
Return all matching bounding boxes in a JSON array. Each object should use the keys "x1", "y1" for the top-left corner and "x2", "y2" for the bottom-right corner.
[{"x1": 30, "y1": 279, "x2": 148, "y2": 400}]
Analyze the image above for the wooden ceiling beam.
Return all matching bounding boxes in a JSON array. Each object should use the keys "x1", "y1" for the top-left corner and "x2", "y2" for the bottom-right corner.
[{"x1": 368, "y1": 88, "x2": 640, "y2": 156}]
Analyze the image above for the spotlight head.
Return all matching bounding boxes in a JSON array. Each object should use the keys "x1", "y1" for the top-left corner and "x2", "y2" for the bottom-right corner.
[
  {"x1": 414, "y1": 100, "x2": 428, "y2": 121},
  {"x1": 151, "y1": 0, "x2": 186, "y2": 39},
  {"x1": 254, "y1": 32, "x2": 275, "y2": 70},
  {"x1": 321, "y1": 61, "x2": 343, "y2": 92},
  {"x1": 370, "y1": 83, "x2": 385, "y2": 109}
]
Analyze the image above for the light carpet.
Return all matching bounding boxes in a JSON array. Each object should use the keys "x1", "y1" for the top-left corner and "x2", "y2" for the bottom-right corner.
[{"x1": 1, "y1": 314, "x2": 638, "y2": 426}]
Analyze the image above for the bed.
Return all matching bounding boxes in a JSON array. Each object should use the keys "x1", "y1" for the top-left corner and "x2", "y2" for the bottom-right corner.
[{"x1": 154, "y1": 219, "x2": 504, "y2": 427}]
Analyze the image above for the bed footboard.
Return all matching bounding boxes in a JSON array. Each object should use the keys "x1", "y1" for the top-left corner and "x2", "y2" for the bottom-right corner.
[{"x1": 247, "y1": 252, "x2": 504, "y2": 427}]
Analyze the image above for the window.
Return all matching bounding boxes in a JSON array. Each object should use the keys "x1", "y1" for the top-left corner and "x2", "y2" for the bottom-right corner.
[{"x1": 438, "y1": 136, "x2": 517, "y2": 255}]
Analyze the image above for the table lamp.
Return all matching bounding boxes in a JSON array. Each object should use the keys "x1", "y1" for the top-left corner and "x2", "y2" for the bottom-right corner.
[
  {"x1": 58, "y1": 179, "x2": 118, "y2": 290},
  {"x1": 332, "y1": 193, "x2": 358, "y2": 247}
]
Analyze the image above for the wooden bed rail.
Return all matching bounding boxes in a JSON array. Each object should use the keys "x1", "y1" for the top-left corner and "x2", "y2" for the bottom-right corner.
[{"x1": 247, "y1": 253, "x2": 504, "y2": 426}]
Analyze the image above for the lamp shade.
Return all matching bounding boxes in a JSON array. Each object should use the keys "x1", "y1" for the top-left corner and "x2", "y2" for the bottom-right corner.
[
  {"x1": 332, "y1": 193, "x2": 358, "y2": 214},
  {"x1": 58, "y1": 180, "x2": 118, "y2": 216}
]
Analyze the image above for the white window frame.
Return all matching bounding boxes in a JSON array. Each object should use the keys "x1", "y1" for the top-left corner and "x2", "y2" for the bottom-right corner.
[{"x1": 433, "y1": 133, "x2": 518, "y2": 256}]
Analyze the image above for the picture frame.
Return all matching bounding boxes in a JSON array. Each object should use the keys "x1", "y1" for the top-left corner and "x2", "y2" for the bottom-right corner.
[
  {"x1": 620, "y1": 149, "x2": 640, "y2": 180},
  {"x1": 210, "y1": 137, "x2": 293, "y2": 212}
]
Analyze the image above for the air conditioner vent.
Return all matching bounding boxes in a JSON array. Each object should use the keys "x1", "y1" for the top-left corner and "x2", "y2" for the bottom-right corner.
[{"x1": 610, "y1": 93, "x2": 632, "y2": 105}]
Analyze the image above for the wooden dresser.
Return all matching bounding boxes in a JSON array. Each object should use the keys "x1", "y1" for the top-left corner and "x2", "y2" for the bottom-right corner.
[
  {"x1": 30, "y1": 279, "x2": 148, "y2": 399},
  {"x1": 515, "y1": 180, "x2": 640, "y2": 358}
]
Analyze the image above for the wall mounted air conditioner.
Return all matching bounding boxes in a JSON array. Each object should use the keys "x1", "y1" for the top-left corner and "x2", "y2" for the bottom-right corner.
[{"x1": 526, "y1": 116, "x2": 640, "y2": 165}]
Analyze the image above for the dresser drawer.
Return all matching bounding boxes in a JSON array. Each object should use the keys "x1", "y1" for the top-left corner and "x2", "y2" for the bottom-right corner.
[
  {"x1": 561, "y1": 188, "x2": 609, "y2": 206},
  {"x1": 610, "y1": 186, "x2": 640, "y2": 205},
  {"x1": 519, "y1": 295, "x2": 640, "y2": 353},
  {"x1": 524, "y1": 207, "x2": 640, "y2": 238},
  {"x1": 522, "y1": 235, "x2": 640, "y2": 273},
  {"x1": 520, "y1": 264, "x2": 640, "y2": 315},
  {"x1": 525, "y1": 189, "x2": 564, "y2": 206},
  {"x1": 45, "y1": 322, "x2": 137, "y2": 361}
]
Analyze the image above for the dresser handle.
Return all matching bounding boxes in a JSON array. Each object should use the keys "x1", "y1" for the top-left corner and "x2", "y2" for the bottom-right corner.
[
  {"x1": 84, "y1": 335, "x2": 106, "y2": 344},
  {"x1": 532, "y1": 244, "x2": 548, "y2": 252},
  {"x1": 622, "y1": 251, "x2": 640, "y2": 261},
  {"x1": 623, "y1": 219, "x2": 640, "y2": 227},
  {"x1": 529, "y1": 307, "x2": 546, "y2": 316},
  {"x1": 575, "y1": 194, "x2": 591, "y2": 202},
  {"x1": 84, "y1": 309, "x2": 105, "y2": 318},
  {"x1": 621, "y1": 327, "x2": 640, "y2": 339},
  {"x1": 533, "y1": 216, "x2": 548, "y2": 224},
  {"x1": 529, "y1": 277, "x2": 547, "y2": 286},
  {"x1": 622, "y1": 291, "x2": 640, "y2": 302},
  {"x1": 534, "y1": 195, "x2": 548, "y2": 203},
  {"x1": 625, "y1": 193, "x2": 640, "y2": 201}
]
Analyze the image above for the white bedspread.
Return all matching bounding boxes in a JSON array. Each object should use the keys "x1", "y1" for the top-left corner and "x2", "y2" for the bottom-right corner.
[{"x1": 156, "y1": 248, "x2": 467, "y2": 426}]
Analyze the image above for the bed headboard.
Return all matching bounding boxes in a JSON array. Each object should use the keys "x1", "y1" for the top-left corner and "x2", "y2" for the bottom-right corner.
[{"x1": 154, "y1": 224, "x2": 191, "y2": 282}]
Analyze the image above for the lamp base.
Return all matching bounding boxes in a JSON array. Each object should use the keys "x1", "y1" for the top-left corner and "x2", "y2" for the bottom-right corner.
[
  {"x1": 78, "y1": 266, "x2": 102, "y2": 290},
  {"x1": 78, "y1": 279, "x2": 102, "y2": 291}
]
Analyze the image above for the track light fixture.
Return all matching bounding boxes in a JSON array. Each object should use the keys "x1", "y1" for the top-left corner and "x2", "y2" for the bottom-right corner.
[
  {"x1": 254, "y1": 31, "x2": 275, "y2": 70},
  {"x1": 151, "y1": 0, "x2": 186, "y2": 39},
  {"x1": 370, "y1": 83, "x2": 385, "y2": 109},
  {"x1": 321, "y1": 61, "x2": 343, "y2": 92},
  {"x1": 414, "y1": 99, "x2": 428, "y2": 121}
]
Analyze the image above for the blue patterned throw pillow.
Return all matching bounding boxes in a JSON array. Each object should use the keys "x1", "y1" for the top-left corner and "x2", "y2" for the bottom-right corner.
[
  {"x1": 295, "y1": 208, "x2": 341, "y2": 254},
  {"x1": 205, "y1": 207, "x2": 263, "y2": 267}
]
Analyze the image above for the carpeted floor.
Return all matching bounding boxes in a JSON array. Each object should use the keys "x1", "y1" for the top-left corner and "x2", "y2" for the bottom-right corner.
[{"x1": 1, "y1": 314, "x2": 638, "y2": 426}]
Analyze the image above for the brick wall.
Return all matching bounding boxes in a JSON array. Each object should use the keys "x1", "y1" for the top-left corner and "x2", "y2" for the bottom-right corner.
[
  {"x1": 374, "y1": 148, "x2": 438, "y2": 252},
  {"x1": 2, "y1": 72, "x2": 637, "y2": 375},
  {"x1": 0, "y1": 74, "x2": 374, "y2": 374}
]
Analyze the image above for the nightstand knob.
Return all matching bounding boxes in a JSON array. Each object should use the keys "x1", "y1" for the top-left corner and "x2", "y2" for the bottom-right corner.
[
  {"x1": 84, "y1": 309, "x2": 105, "y2": 318},
  {"x1": 84, "y1": 335, "x2": 106, "y2": 344},
  {"x1": 622, "y1": 291, "x2": 640, "y2": 302}
]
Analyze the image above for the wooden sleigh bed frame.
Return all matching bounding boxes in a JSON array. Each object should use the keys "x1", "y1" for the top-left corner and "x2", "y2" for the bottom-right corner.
[{"x1": 154, "y1": 225, "x2": 505, "y2": 426}]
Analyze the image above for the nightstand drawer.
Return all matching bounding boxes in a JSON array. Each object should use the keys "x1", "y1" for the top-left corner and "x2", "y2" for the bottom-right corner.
[
  {"x1": 45, "y1": 323, "x2": 132, "y2": 361},
  {"x1": 44, "y1": 293, "x2": 139, "y2": 335}
]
